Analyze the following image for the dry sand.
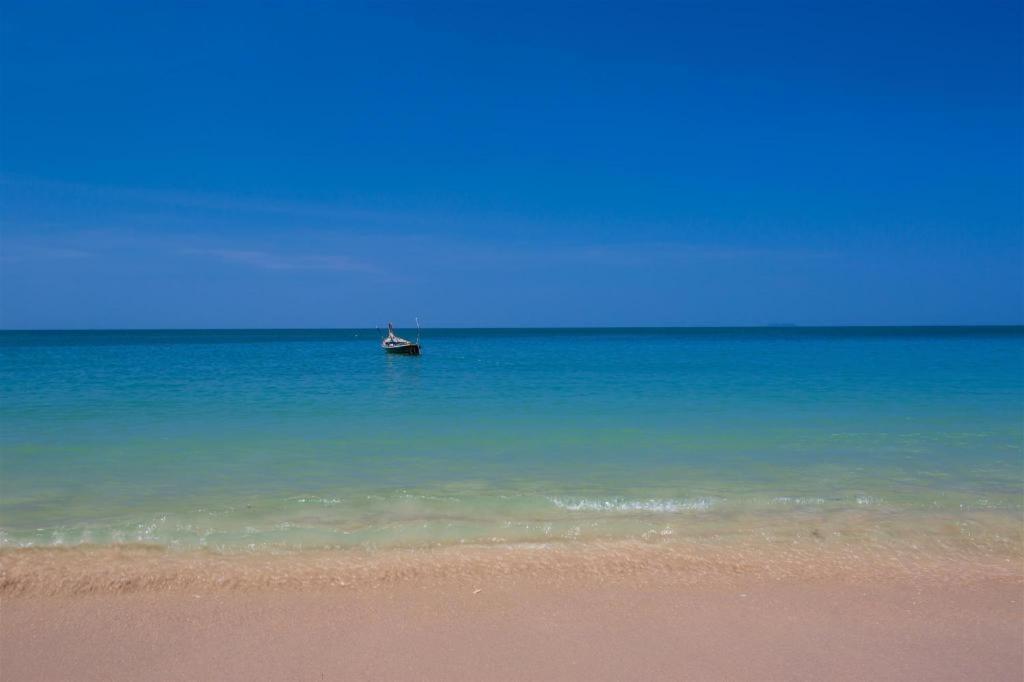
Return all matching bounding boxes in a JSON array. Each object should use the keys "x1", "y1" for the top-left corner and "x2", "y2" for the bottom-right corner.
[{"x1": 2, "y1": 577, "x2": 1022, "y2": 681}]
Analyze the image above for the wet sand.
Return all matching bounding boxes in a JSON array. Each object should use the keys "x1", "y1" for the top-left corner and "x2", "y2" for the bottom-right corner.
[{"x1": 3, "y1": 577, "x2": 1022, "y2": 681}]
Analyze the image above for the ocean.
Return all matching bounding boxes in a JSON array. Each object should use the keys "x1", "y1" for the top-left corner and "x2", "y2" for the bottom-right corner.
[{"x1": 1, "y1": 327, "x2": 1021, "y2": 561}]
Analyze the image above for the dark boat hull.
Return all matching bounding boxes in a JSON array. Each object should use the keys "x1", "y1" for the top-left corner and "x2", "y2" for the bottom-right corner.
[{"x1": 384, "y1": 344, "x2": 420, "y2": 355}]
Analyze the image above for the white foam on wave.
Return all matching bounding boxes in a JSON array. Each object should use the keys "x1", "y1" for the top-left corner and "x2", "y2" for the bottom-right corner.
[
  {"x1": 549, "y1": 497, "x2": 714, "y2": 512},
  {"x1": 771, "y1": 496, "x2": 826, "y2": 506},
  {"x1": 293, "y1": 496, "x2": 341, "y2": 505}
]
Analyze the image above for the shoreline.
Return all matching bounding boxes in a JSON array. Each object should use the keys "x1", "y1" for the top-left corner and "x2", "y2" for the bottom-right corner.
[{"x1": 3, "y1": 539, "x2": 1021, "y2": 595}]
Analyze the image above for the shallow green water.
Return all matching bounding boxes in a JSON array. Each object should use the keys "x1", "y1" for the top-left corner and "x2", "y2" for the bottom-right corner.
[{"x1": 1, "y1": 328, "x2": 1021, "y2": 551}]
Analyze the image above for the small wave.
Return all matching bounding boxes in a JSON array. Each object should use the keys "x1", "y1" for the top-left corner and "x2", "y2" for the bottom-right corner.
[
  {"x1": 549, "y1": 497, "x2": 714, "y2": 512},
  {"x1": 293, "y1": 496, "x2": 341, "y2": 505},
  {"x1": 772, "y1": 497, "x2": 826, "y2": 506}
]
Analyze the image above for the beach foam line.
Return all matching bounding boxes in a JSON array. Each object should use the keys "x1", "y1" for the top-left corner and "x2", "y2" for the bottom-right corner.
[
  {"x1": 2, "y1": 539, "x2": 1020, "y2": 596},
  {"x1": 548, "y1": 497, "x2": 715, "y2": 512}
]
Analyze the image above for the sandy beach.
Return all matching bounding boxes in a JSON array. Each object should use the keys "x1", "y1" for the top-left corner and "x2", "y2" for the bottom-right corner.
[
  {"x1": 2, "y1": 544, "x2": 1022, "y2": 681},
  {"x1": 3, "y1": 578, "x2": 1021, "y2": 681}
]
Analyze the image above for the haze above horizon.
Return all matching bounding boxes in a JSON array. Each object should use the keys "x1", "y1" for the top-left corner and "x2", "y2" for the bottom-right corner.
[{"x1": 1, "y1": 1, "x2": 1021, "y2": 329}]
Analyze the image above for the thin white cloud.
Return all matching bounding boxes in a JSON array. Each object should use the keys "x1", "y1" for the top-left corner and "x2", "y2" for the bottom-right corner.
[
  {"x1": 184, "y1": 248, "x2": 377, "y2": 272},
  {"x1": 0, "y1": 173, "x2": 424, "y2": 228},
  {"x1": 420, "y1": 240, "x2": 832, "y2": 270},
  {"x1": 0, "y1": 245, "x2": 93, "y2": 263}
]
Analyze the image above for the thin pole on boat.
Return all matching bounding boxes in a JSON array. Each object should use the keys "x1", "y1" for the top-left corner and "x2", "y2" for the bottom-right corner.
[{"x1": 415, "y1": 317, "x2": 421, "y2": 345}]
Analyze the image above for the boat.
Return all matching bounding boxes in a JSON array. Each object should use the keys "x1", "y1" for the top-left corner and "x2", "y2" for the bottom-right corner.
[{"x1": 381, "y1": 321, "x2": 421, "y2": 355}]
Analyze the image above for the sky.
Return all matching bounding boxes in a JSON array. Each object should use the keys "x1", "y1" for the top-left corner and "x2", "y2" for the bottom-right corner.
[{"x1": 1, "y1": 1, "x2": 1021, "y2": 328}]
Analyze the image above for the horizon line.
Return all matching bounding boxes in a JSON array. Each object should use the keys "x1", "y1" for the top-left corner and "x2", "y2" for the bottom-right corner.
[{"x1": 2, "y1": 324, "x2": 1022, "y2": 332}]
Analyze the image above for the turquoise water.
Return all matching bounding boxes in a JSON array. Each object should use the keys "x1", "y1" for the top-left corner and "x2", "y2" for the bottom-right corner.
[{"x1": 1, "y1": 328, "x2": 1021, "y2": 551}]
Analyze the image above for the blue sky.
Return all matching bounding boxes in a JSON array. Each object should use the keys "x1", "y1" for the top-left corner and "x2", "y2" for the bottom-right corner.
[{"x1": 1, "y1": 1, "x2": 1021, "y2": 328}]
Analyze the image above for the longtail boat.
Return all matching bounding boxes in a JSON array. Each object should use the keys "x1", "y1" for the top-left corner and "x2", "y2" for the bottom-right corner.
[{"x1": 381, "y1": 321, "x2": 421, "y2": 355}]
